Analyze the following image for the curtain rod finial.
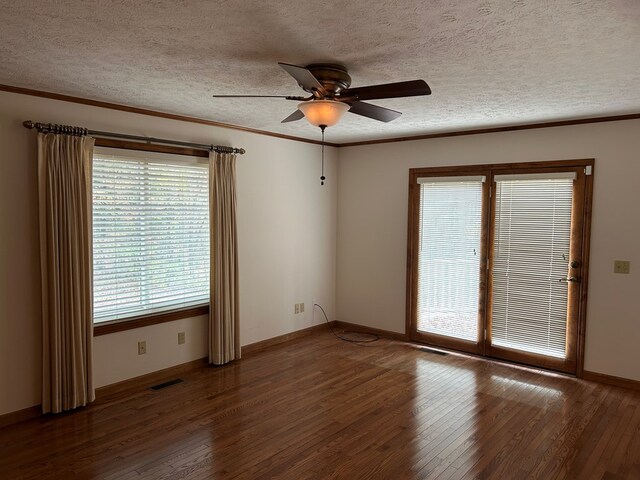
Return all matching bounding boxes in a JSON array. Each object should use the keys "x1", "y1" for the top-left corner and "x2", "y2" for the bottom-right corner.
[{"x1": 23, "y1": 120, "x2": 35, "y2": 129}]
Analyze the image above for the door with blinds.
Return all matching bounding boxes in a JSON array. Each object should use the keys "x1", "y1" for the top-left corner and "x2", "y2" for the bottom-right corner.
[
  {"x1": 407, "y1": 161, "x2": 593, "y2": 374},
  {"x1": 485, "y1": 167, "x2": 588, "y2": 372}
]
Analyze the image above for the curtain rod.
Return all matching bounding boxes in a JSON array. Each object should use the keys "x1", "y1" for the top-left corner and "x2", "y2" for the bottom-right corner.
[{"x1": 22, "y1": 120, "x2": 246, "y2": 155}]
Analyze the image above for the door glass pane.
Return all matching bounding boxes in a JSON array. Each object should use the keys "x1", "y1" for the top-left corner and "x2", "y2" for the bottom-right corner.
[
  {"x1": 491, "y1": 176, "x2": 573, "y2": 358},
  {"x1": 417, "y1": 179, "x2": 483, "y2": 341}
]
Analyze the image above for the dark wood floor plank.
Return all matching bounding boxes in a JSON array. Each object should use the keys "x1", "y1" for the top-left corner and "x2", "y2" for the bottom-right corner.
[{"x1": 1, "y1": 330, "x2": 639, "y2": 479}]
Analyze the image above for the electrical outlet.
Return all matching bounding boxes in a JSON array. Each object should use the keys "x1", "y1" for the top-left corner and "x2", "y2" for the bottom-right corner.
[
  {"x1": 178, "y1": 332, "x2": 186, "y2": 345},
  {"x1": 300, "y1": 302, "x2": 304, "y2": 313},
  {"x1": 294, "y1": 303, "x2": 300, "y2": 314},
  {"x1": 138, "y1": 341, "x2": 146, "y2": 355},
  {"x1": 614, "y1": 260, "x2": 630, "y2": 274}
]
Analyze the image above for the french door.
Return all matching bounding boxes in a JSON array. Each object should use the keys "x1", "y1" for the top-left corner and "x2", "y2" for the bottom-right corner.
[{"x1": 407, "y1": 160, "x2": 593, "y2": 374}]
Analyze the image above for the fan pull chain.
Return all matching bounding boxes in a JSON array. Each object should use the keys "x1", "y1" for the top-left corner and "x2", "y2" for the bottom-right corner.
[{"x1": 320, "y1": 125, "x2": 326, "y2": 186}]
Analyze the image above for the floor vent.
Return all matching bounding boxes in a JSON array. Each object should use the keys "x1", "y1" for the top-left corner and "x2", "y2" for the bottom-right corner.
[
  {"x1": 419, "y1": 347, "x2": 448, "y2": 356},
  {"x1": 149, "y1": 378, "x2": 184, "y2": 391}
]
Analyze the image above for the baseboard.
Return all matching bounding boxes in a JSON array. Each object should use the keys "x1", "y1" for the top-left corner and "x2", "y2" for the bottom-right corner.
[
  {"x1": 583, "y1": 370, "x2": 640, "y2": 391},
  {"x1": 334, "y1": 321, "x2": 408, "y2": 341},
  {"x1": 242, "y1": 322, "x2": 335, "y2": 356},
  {"x1": 95, "y1": 357, "x2": 209, "y2": 401},
  {"x1": 0, "y1": 405, "x2": 41, "y2": 429}
]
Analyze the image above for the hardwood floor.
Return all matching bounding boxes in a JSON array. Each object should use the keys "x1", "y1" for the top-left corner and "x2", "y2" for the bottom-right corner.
[{"x1": 1, "y1": 329, "x2": 639, "y2": 479}]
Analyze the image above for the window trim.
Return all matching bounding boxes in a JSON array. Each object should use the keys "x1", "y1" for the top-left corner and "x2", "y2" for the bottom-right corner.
[
  {"x1": 92, "y1": 138, "x2": 210, "y2": 336},
  {"x1": 94, "y1": 304, "x2": 209, "y2": 336},
  {"x1": 95, "y1": 137, "x2": 210, "y2": 159}
]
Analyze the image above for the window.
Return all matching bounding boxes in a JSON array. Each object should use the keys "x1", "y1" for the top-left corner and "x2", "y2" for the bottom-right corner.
[{"x1": 92, "y1": 147, "x2": 210, "y2": 324}]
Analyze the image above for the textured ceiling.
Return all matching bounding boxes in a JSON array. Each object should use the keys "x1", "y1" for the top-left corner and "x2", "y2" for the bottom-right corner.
[{"x1": 1, "y1": 0, "x2": 639, "y2": 143}]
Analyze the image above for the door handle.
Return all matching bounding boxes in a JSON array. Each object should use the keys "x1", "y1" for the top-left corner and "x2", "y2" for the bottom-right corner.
[{"x1": 559, "y1": 276, "x2": 579, "y2": 283}]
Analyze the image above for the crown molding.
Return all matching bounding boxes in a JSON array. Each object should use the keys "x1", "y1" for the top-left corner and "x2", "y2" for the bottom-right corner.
[
  {"x1": 3, "y1": 84, "x2": 639, "y2": 148},
  {"x1": 0, "y1": 84, "x2": 339, "y2": 147},
  {"x1": 339, "y1": 113, "x2": 640, "y2": 147}
]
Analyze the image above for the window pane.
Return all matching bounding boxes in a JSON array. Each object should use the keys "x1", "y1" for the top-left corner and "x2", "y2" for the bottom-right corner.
[
  {"x1": 491, "y1": 177, "x2": 573, "y2": 358},
  {"x1": 93, "y1": 151, "x2": 210, "y2": 323},
  {"x1": 416, "y1": 179, "x2": 482, "y2": 341}
]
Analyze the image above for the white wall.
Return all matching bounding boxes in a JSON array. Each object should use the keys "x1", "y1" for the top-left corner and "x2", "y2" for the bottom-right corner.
[
  {"x1": 337, "y1": 120, "x2": 640, "y2": 382},
  {"x1": 0, "y1": 91, "x2": 338, "y2": 415}
]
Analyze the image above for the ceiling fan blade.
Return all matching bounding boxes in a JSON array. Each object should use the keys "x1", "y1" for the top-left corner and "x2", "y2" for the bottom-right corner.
[
  {"x1": 281, "y1": 109, "x2": 305, "y2": 123},
  {"x1": 348, "y1": 101, "x2": 402, "y2": 123},
  {"x1": 212, "y1": 94, "x2": 306, "y2": 100},
  {"x1": 341, "y1": 80, "x2": 431, "y2": 101},
  {"x1": 278, "y1": 63, "x2": 328, "y2": 96}
]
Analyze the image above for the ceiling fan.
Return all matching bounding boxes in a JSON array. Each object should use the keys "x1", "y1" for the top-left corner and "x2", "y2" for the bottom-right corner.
[{"x1": 212, "y1": 62, "x2": 431, "y2": 126}]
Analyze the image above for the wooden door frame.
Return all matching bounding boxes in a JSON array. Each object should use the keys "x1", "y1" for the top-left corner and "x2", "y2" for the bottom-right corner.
[{"x1": 406, "y1": 158, "x2": 594, "y2": 377}]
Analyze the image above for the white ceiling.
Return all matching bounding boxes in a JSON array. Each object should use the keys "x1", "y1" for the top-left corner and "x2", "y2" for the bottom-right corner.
[{"x1": 1, "y1": 0, "x2": 639, "y2": 143}]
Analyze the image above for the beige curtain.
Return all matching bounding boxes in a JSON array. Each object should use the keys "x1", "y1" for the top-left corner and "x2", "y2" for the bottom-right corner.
[
  {"x1": 38, "y1": 132, "x2": 95, "y2": 413},
  {"x1": 209, "y1": 151, "x2": 240, "y2": 365}
]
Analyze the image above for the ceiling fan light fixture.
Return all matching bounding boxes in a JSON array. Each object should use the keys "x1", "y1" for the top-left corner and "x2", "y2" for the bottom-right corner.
[{"x1": 298, "y1": 100, "x2": 350, "y2": 127}]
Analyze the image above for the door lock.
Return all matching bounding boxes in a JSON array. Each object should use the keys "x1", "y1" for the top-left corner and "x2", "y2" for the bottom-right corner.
[{"x1": 559, "y1": 276, "x2": 579, "y2": 283}]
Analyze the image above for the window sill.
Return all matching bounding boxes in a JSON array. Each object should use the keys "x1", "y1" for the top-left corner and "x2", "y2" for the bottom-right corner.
[{"x1": 93, "y1": 304, "x2": 209, "y2": 336}]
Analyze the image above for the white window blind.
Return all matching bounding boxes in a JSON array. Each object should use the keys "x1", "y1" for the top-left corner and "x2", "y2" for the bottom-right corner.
[
  {"x1": 491, "y1": 175, "x2": 574, "y2": 358},
  {"x1": 92, "y1": 148, "x2": 210, "y2": 323},
  {"x1": 416, "y1": 178, "x2": 483, "y2": 341}
]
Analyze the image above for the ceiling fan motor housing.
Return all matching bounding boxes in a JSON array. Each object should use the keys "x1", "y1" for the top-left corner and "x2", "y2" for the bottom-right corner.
[{"x1": 305, "y1": 64, "x2": 352, "y2": 96}]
